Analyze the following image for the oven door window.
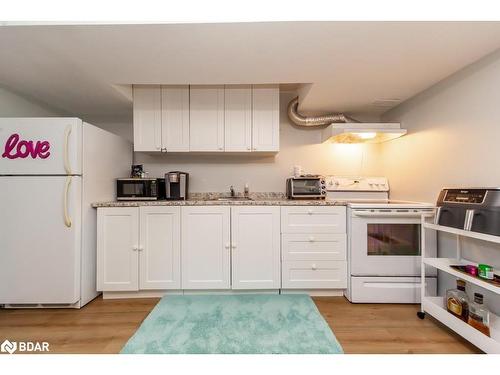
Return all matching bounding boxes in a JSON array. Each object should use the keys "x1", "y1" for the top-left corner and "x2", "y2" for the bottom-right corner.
[
  {"x1": 367, "y1": 223, "x2": 421, "y2": 256},
  {"x1": 293, "y1": 180, "x2": 320, "y2": 195}
]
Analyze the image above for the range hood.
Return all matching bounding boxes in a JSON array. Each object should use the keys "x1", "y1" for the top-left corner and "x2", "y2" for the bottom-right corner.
[
  {"x1": 287, "y1": 97, "x2": 407, "y2": 144},
  {"x1": 321, "y1": 123, "x2": 407, "y2": 144}
]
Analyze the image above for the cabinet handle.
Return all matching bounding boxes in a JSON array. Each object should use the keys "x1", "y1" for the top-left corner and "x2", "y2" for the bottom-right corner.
[
  {"x1": 232, "y1": 243, "x2": 237, "y2": 249},
  {"x1": 312, "y1": 263, "x2": 317, "y2": 270},
  {"x1": 308, "y1": 236, "x2": 315, "y2": 242},
  {"x1": 225, "y1": 243, "x2": 230, "y2": 249},
  {"x1": 132, "y1": 245, "x2": 138, "y2": 251},
  {"x1": 138, "y1": 246, "x2": 144, "y2": 251},
  {"x1": 218, "y1": 146, "x2": 223, "y2": 151},
  {"x1": 308, "y1": 209, "x2": 313, "y2": 215}
]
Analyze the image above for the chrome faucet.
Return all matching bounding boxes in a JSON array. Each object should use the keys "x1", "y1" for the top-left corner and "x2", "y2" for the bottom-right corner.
[{"x1": 230, "y1": 185, "x2": 235, "y2": 197}]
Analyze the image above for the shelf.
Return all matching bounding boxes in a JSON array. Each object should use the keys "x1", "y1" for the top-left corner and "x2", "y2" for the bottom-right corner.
[
  {"x1": 422, "y1": 296, "x2": 500, "y2": 354},
  {"x1": 423, "y1": 222, "x2": 500, "y2": 244},
  {"x1": 423, "y1": 258, "x2": 500, "y2": 295}
]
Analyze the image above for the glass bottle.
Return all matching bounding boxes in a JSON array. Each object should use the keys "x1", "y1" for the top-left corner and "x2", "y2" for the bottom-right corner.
[
  {"x1": 467, "y1": 293, "x2": 491, "y2": 337},
  {"x1": 446, "y1": 279, "x2": 469, "y2": 321}
]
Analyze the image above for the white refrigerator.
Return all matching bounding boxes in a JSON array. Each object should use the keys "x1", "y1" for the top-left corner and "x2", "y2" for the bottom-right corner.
[{"x1": 0, "y1": 118, "x2": 132, "y2": 308}]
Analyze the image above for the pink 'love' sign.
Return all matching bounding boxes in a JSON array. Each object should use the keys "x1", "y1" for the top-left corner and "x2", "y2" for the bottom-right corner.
[{"x1": 1, "y1": 133, "x2": 51, "y2": 159}]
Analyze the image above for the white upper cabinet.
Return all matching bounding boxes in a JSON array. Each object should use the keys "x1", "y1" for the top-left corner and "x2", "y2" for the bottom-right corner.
[
  {"x1": 224, "y1": 85, "x2": 252, "y2": 152},
  {"x1": 161, "y1": 85, "x2": 190, "y2": 152},
  {"x1": 189, "y1": 85, "x2": 225, "y2": 152},
  {"x1": 133, "y1": 84, "x2": 280, "y2": 153},
  {"x1": 133, "y1": 85, "x2": 162, "y2": 152},
  {"x1": 252, "y1": 85, "x2": 280, "y2": 152},
  {"x1": 139, "y1": 206, "x2": 181, "y2": 290},
  {"x1": 231, "y1": 206, "x2": 281, "y2": 289}
]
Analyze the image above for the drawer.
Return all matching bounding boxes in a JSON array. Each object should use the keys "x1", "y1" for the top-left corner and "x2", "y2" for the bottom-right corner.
[
  {"x1": 282, "y1": 233, "x2": 346, "y2": 261},
  {"x1": 349, "y1": 276, "x2": 437, "y2": 303},
  {"x1": 281, "y1": 206, "x2": 346, "y2": 234},
  {"x1": 281, "y1": 260, "x2": 347, "y2": 289}
]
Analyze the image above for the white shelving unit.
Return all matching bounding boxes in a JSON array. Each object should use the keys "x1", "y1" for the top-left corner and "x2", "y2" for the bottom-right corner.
[{"x1": 420, "y1": 217, "x2": 500, "y2": 353}]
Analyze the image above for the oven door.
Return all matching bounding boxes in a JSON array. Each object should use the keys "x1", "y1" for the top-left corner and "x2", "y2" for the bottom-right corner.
[{"x1": 350, "y1": 209, "x2": 433, "y2": 276}]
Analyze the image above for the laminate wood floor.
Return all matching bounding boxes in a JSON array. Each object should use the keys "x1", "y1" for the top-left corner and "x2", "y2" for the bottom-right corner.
[{"x1": 0, "y1": 296, "x2": 480, "y2": 354}]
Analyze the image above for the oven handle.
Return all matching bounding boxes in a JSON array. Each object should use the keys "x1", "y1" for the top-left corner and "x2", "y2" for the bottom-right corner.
[{"x1": 352, "y1": 211, "x2": 429, "y2": 218}]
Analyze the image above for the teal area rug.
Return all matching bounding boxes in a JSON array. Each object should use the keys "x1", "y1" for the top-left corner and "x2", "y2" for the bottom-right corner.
[{"x1": 121, "y1": 294, "x2": 343, "y2": 354}]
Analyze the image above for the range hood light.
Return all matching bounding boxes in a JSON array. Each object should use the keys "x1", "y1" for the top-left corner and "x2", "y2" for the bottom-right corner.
[
  {"x1": 354, "y1": 132, "x2": 377, "y2": 140},
  {"x1": 322, "y1": 123, "x2": 407, "y2": 144}
]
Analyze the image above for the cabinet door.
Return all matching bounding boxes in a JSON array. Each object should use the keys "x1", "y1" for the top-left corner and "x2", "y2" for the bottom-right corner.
[
  {"x1": 252, "y1": 85, "x2": 280, "y2": 152},
  {"x1": 97, "y1": 208, "x2": 139, "y2": 291},
  {"x1": 189, "y1": 85, "x2": 225, "y2": 151},
  {"x1": 133, "y1": 85, "x2": 162, "y2": 152},
  {"x1": 139, "y1": 206, "x2": 181, "y2": 290},
  {"x1": 181, "y1": 206, "x2": 230, "y2": 289},
  {"x1": 224, "y1": 85, "x2": 252, "y2": 152},
  {"x1": 231, "y1": 206, "x2": 281, "y2": 289},
  {"x1": 161, "y1": 85, "x2": 190, "y2": 152}
]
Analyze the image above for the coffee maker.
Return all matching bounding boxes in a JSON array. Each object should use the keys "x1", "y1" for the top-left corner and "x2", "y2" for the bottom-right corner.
[{"x1": 165, "y1": 171, "x2": 189, "y2": 200}]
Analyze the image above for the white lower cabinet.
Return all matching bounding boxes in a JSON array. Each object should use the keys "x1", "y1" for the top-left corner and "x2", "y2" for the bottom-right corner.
[
  {"x1": 181, "y1": 206, "x2": 231, "y2": 289},
  {"x1": 139, "y1": 206, "x2": 181, "y2": 289},
  {"x1": 231, "y1": 206, "x2": 281, "y2": 289},
  {"x1": 97, "y1": 205, "x2": 347, "y2": 295},
  {"x1": 281, "y1": 261, "x2": 347, "y2": 289},
  {"x1": 281, "y1": 206, "x2": 347, "y2": 289},
  {"x1": 282, "y1": 233, "x2": 346, "y2": 261},
  {"x1": 97, "y1": 207, "x2": 139, "y2": 291},
  {"x1": 97, "y1": 207, "x2": 181, "y2": 292}
]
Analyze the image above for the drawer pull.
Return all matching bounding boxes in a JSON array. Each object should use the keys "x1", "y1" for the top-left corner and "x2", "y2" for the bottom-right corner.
[
  {"x1": 308, "y1": 236, "x2": 315, "y2": 242},
  {"x1": 312, "y1": 263, "x2": 317, "y2": 270},
  {"x1": 225, "y1": 243, "x2": 230, "y2": 249},
  {"x1": 308, "y1": 209, "x2": 313, "y2": 215}
]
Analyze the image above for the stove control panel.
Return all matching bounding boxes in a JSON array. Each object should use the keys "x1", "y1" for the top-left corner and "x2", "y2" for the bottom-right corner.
[{"x1": 325, "y1": 176, "x2": 389, "y2": 192}]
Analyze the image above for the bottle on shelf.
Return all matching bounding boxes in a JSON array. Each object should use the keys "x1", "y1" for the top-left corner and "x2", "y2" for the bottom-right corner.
[
  {"x1": 446, "y1": 279, "x2": 470, "y2": 322},
  {"x1": 467, "y1": 293, "x2": 491, "y2": 337}
]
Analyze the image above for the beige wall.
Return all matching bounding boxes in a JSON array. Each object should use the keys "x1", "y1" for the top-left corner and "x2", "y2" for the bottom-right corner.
[
  {"x1": 134, "y1": 91, "x2": 382, "y2": 192},
  {"x1": 381, "y1": 49, "x2": 500, "y2": 202},
  {"x1": 0, "y1": 85, "x2": 63, "y2": 117},
  {"x1": 381, "y1": 49, "x2": 500, "y2": 307}
]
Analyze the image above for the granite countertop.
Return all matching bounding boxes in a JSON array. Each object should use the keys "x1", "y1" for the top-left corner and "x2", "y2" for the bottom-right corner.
[{"x1": 91, "y1": 192, "x2": 347, "y2": 208}]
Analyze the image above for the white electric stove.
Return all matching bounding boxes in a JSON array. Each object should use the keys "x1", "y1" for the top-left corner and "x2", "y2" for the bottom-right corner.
[{"x1": 325, "y1": 176, "x2": 437, "y2": 303}]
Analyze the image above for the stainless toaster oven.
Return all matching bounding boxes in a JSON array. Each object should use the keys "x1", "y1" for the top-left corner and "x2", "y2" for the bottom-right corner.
[{"x1": 286, "y1": 176, "x2": 326, "y2": 199}]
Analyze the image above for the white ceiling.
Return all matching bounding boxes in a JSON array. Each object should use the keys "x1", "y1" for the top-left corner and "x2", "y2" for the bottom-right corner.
[{"x1": 1, "y1": 21, "x2": 500, "y2": 126}]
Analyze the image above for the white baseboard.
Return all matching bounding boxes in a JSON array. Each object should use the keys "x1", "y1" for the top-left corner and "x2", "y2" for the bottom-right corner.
[
  {"x1": 280, "y1": 289, "x2": 344, "y2": 297},
  {"x1": 182, "y1": 290, "x2": 280, "y2": 295},
  {"x1": 102, "y1": 290, "x2": 183, "y2": 299},
  {"x1": 102, "y1": 289, "x2": 343, "y2": 299}
]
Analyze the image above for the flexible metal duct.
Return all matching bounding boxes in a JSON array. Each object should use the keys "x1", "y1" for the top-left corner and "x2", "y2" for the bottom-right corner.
[{"x1": 287, "y1": 97, "x2": 359, "y2": 126}]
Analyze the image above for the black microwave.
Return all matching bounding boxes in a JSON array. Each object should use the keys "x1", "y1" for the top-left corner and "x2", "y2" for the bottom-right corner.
[
  {"x1": 116, "y1": 178, "x2": 165, "y2": 201},
  {"x1": 286, "y1": 176, "x2": 326, "y2": 199}
]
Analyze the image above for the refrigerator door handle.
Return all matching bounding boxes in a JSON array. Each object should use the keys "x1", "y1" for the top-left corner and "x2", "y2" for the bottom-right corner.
[
  {"x1": 64, "y1": 125, "x2": 72, "y2": 175},
  {"x1": 64, "y1": 176, "x2": 72, "y2": 227}
]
